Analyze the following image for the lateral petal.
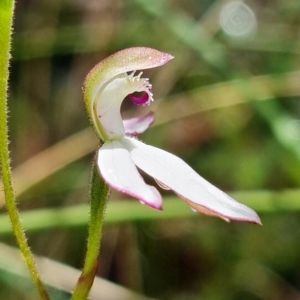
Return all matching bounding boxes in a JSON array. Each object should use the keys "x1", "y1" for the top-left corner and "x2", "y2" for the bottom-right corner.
[
  {"x1": 97, "y1": 140, "x2": 162, "y2": 210},
  {"x1": 123, "y1": 112, "x2": 155, "y2": 136},
  {"x1": 121, "y1": 137, "x2": 261, "y2": 224}
]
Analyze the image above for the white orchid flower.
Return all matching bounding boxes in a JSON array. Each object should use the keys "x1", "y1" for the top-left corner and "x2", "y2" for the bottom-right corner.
[{"x1": 83, "y1": 47, "x2": 261, "y2": 224}]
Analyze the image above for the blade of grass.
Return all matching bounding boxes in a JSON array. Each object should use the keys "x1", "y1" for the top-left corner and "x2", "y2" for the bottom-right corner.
[
  {"x1": 136, "y1": 0, "x2": 300, "y2": 166},
  {"x1": 1, "y1": 189, "x2": 300, "y2": 235},
  {"x1": 0, "y1": 127, "x2": 97, "y2": 206},
  {"x1": 0, "y1": 242, "x2": 155, "y2": 300}
]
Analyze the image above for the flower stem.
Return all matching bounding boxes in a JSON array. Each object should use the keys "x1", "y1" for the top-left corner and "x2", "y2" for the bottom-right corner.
[
  {"x1": 72, "y1": 157, "x2": 110, "y2": 300},
  {"x1": 0, "y1": 1, "x2": 50, "y2": 299}
]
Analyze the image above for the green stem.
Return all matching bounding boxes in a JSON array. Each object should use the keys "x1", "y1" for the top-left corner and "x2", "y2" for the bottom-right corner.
[
  {"x1": 72, "y1": 158, "x2": 110, "y2": 300},
  {"x1": 0, "y1": 1, "x2": 50, "y2": 299}
]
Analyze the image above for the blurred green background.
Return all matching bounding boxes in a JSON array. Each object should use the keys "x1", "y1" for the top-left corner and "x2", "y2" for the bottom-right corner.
[{"x1": 1, "y1": 0, "x2": 300, "y2": 299}]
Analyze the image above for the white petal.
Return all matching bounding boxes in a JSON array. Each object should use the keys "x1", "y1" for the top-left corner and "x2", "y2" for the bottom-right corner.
[
  {"x1": 121, "y1": 136, "x2": 261, "y2": 224},
  {"x1": 96, "y1": 76, "x2": 128, "y2": 140},
  {"x1": 123, "y1": 112, "x2": 155, "y2": 136},
  {"x1": 97, "y1": 140, "x2": 162, "y2": 210}
]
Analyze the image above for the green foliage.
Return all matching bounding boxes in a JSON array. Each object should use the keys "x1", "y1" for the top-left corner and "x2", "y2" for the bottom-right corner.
[{"x1": 1, "y1": 0, "x2": 300, "y2": 299}]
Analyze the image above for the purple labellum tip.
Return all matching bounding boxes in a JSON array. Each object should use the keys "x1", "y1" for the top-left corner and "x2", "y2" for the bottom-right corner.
[{"x1": 129, "y1": 92, "x2": 150, "y2": 106}]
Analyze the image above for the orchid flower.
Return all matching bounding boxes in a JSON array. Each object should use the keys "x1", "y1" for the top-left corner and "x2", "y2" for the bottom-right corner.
[{"x1": 83, "y1": 47, "x2": 261, "y2": 224}]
